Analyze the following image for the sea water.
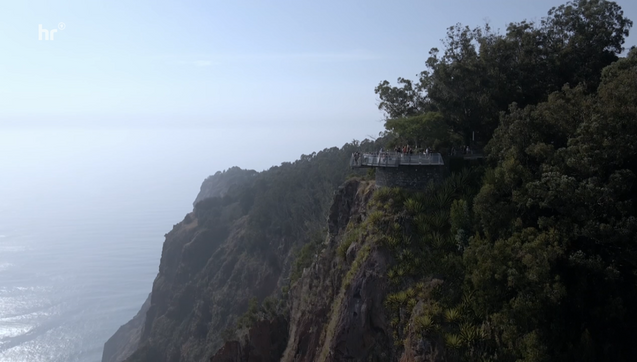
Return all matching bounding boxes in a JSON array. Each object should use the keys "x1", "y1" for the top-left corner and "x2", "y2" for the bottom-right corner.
[
  {"x1": 0, "y1": 124, "x2": 344, "y2": 361},
  {"x1": 0, "y1": 127, "x2": 209, "y2": 362}
]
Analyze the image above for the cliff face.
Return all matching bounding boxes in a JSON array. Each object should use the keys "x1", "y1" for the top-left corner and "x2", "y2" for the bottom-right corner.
[
  {"x1": 210, "y1": 316, "x2": 289, "y2": 362},
  {"x1": 209, "y1": 179, "x2": 406, "y2": 362},
  {"x1": 281, "y1": 179, "x2": 394, "y2": 362},
  {"x1": 123, "y1": 205, "x2": 293, "y2": 362},
  {"x1": 98, "y1": 136, "x2": 416, "y2": 362},
  {"x1": 103, "y1": 166, "x2": 298, "y2": 362},
  {"x1": 103, "y1": 167, "x2": 255, "y2": 362},
  {"x1": 208, "y1": 178, "x2": 449, "y2": 362},
  {"x1": 105, "y1": 174, "x2": 440, "y2": 362},
  {"x1": 104, "y1": 171, "x2": 446, "y2": 362}
]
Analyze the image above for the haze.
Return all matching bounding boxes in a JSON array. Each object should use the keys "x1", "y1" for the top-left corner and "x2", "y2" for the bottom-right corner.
[{"x1": 0, "y1": 1, "x2": 636, "y2": 361}]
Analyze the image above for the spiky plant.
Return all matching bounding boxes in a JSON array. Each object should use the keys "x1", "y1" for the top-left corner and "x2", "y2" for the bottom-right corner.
[
  {"x1": 404, "y1": 198, "x2": 424, "y2": 214},
  {"x1": 417, "y1": 314, "x2": 435, "y2": 333},
  {"x1": 445, "y1": 333, "x2": 463, "y2": 349},
  {"x1": 459, "y1": 323, "x2": 481, "y2": 344},
  {"x1": 387, "y1": 268, "x2": 396, "y2": 280},
  {"x1": 444, "y1": 307, "x2": 461, "y2": 323}
]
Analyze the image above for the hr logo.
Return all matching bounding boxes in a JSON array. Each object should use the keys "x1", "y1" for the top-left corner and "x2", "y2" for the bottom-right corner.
[{"x1": 38, "y1": 22, "x2": 66, "y2": 41}]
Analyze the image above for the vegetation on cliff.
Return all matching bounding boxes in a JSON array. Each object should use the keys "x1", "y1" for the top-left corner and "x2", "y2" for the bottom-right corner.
[
  {"x1": 122, "y1": 141, "x2": 383, "y2": 362},
  {"x1": 373, "y1": 0, "x2": 637, "y2": 360}
]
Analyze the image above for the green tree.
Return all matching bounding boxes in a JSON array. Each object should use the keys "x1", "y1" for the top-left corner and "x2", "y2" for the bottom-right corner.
[
  {"x1": 375, "y1": 0, "x2": 632, "y2": 147},
  {"x1": 383, "y1": 112, "x2": 456, "y2": 149},
  {"x1": 466, "y1": 48, "x2": 637, "y2": 360}
]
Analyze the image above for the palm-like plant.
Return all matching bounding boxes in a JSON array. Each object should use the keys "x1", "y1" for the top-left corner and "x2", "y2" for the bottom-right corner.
[
  {"x1": 417, "y1": 314, "x2": 435, "y2": 332},
  {"x1": 445, "y1": 333, "x2": 463, "y2": 349},
  {"x1": 444, "y1": 307, "x2": 461, "y2": 323},
  {"x1": 404, "y1": 198, "x2": 424, "y2": 214},
  {"x1": 459, "y1": 323, "x2": 481, "y2": 344}
]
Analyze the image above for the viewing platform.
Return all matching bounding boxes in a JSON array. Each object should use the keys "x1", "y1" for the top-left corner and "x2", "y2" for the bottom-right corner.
[{"x1": 350, "y1": 152, "x2": 444, "y2": 168}]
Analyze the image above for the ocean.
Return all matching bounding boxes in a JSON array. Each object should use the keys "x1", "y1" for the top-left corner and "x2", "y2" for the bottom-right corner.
[
  {"x1": 0, "y1": 127, "x2": 216, "y2": 362},
  {"x1": 0, "y1": 208, "x2": 172, "y2": 362},
  {"x1": 0, "y1": 124, "x2": 355, "y2": 361}
]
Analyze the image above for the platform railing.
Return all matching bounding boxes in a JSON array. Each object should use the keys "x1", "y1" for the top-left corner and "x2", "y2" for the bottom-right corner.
[{"x1": 350, "y1": 152, "x2": 444, "y2": 167}]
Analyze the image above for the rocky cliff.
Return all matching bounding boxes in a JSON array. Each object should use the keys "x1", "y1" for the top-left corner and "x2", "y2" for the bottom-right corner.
[
  {"x1": 104, "y1": 170, "x2": 444, "y2": 361},
  {"x1": 208, "y1": 178, "x2": 449, "y2": 362},
  {"x1": 279, "y1": 179, "x2": 394, "y2": 362},
  {"x1": 102, "y1": 142, "x2": 385, "y2": 362},
  {"x1": 207, "y1": 178, "x2": 394, "y2": 362}
]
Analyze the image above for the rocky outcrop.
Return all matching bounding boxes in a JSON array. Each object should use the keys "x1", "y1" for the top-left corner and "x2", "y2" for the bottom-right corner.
[
  {"x1": 103, "y1": 142, "x2": 407, "y2": 362},
  {"x1": 281, "y1": 179, "x2": 395, "y2": 362},
  {"x1": 207, "y1": 179, "x2": 395, "y2": 362},
  {"x1": 102, "y1": 293, "x2": 151, "y2": 362},
  {"x1": 121, "y1": 207, "x2": 291, "y2": 362},
  {"x1": 112, "y1": 160, "x2": 343, "y2": 362},
  {"x1": 193, "y1": 167, "x2": 257, "y2": 206}
]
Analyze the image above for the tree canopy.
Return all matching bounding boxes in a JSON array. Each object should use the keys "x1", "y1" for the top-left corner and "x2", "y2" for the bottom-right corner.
[
  {"x1": 373, "y1": 1, "x2": 637, "y2": 360},
  {"x1": 376, "y1": 0, "x2": 633, "y2": 147}
]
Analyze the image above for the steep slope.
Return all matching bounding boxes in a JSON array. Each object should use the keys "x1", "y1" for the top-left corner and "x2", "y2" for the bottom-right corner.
[
  {"x1": 208, "y1": 178, "x2": 397, "y2": 362},
  {"x1": 103, "y1": 141, "x2": 380, "y2": 362},
  {"x1": 281, "y1": 179, "x2": 394, "y2": 362},
  {"x1": 209, "y1": 173, "x2": 481, "y2": 362}
]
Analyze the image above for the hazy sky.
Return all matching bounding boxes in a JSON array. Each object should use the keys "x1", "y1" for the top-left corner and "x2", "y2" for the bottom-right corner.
[
  {"x1": 1, "y1": 0, "x2": 635, "y2": 130},
  {"x1": 1, "y1": 0, "x2": 636, "y2": 209}
]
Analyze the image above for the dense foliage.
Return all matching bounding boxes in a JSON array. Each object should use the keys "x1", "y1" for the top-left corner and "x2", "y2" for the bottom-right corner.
[
  {"x1": 241, "y1": 139, "x2": 381, "y2": 251},
  {"x1": 376, "y1": 0, "x2": 632, "y2": 147},
  {"x1": 373, "y1": 0, "x2": 637, "y2": 360}
]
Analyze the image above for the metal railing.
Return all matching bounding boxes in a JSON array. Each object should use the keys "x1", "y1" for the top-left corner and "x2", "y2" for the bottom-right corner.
[{"x1": 350, "y1": 152, "x2": 444, "y2": 168}]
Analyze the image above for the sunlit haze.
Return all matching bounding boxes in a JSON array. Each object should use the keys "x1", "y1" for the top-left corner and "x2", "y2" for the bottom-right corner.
[{"x1": 1, "y1": 1, "x2": 636, "y2": 361}]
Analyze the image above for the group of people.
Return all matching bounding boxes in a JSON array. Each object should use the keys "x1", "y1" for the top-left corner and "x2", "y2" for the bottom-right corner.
[
  {"x1": 352, "y1": 144, "x2": 477, "y2": 167},
  {"x1": 393, "y1": 145, "x2": 437, "y2": 156},
  {"x1": 394, "y1": 145, "x2": 414, "y2": 154},
  {"x1": 374, "y1": 144, "x2": 474, "y2": 157}
]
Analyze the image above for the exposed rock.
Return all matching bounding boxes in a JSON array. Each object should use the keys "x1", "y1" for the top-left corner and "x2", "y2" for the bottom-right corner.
[
  {"x1": 102, "y1": 141, "x2": 388, "y2": 362},
  {"x1": 121, "y1": 208, "x2": 288, "y2": 362},
  {"x1": 327, "y1": 180, "x2": 362, "y2": 237},
  {"x1": 345, "y1": 241, "x2": 359, "y2": 264},
  {"x1": 281, "y1": 179, "x2": 395, "y2": 362},
  {"x1": 107, "y1": 177, "x2": 415, "y2": 362},
  {"x1": 209, "y1": 316, "x2": 288, "y2": 362},
  {"x1": 102, "y1": 293, "x2": 151, "y2": 362},
  {"x1": 397, "y1": 278, "x2": 446, "y2": 362}
]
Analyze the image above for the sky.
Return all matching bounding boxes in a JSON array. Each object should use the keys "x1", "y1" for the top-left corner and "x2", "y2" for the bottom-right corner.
[
  {"x1": 0, "y1": 0, "x2": 636, "y2": 198},
  {"x1": 1, "y1": 0, "x2": 635, "y2": 130}
]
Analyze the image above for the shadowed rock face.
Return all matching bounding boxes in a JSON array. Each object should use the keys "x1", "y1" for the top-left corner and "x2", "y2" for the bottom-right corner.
[
  {"x1": 106, "y1": 154, "x2": 425, "y2": 362},
  {"x1": 105, "y1": 176, "x2": 440, "y2": 362},
  {"x1": 103, "y1": 141, "x2": 385, "y2": 362},
  {"x1": 120, "y1": 208, "x2": 287, "y2": 362},
  {"x1": 280, "y1": 179, "x2": 395, "y2": 362},
  {"x1": 109, "y1": 166, "x2": 296, "y2": 362},
  {"x1": 105, "y1": 170, "x2": 353, "y2": 361},
  {"x1": 211, "y1": 179, "x2": 397, "y2": 362},
  {"x1": 209, "y1": 316, "x2": 288, "y2": 362}
]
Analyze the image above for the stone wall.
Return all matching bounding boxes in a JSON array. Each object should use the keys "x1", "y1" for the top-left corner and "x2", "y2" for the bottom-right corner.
[{"x1": 375, "y1": 165, "x2": 446, "y2": 190}]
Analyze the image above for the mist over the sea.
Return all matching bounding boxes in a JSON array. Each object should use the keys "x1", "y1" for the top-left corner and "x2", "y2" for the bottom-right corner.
[{"x1": 0, "y1": 126, "x2": 358, "y2": 362}]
